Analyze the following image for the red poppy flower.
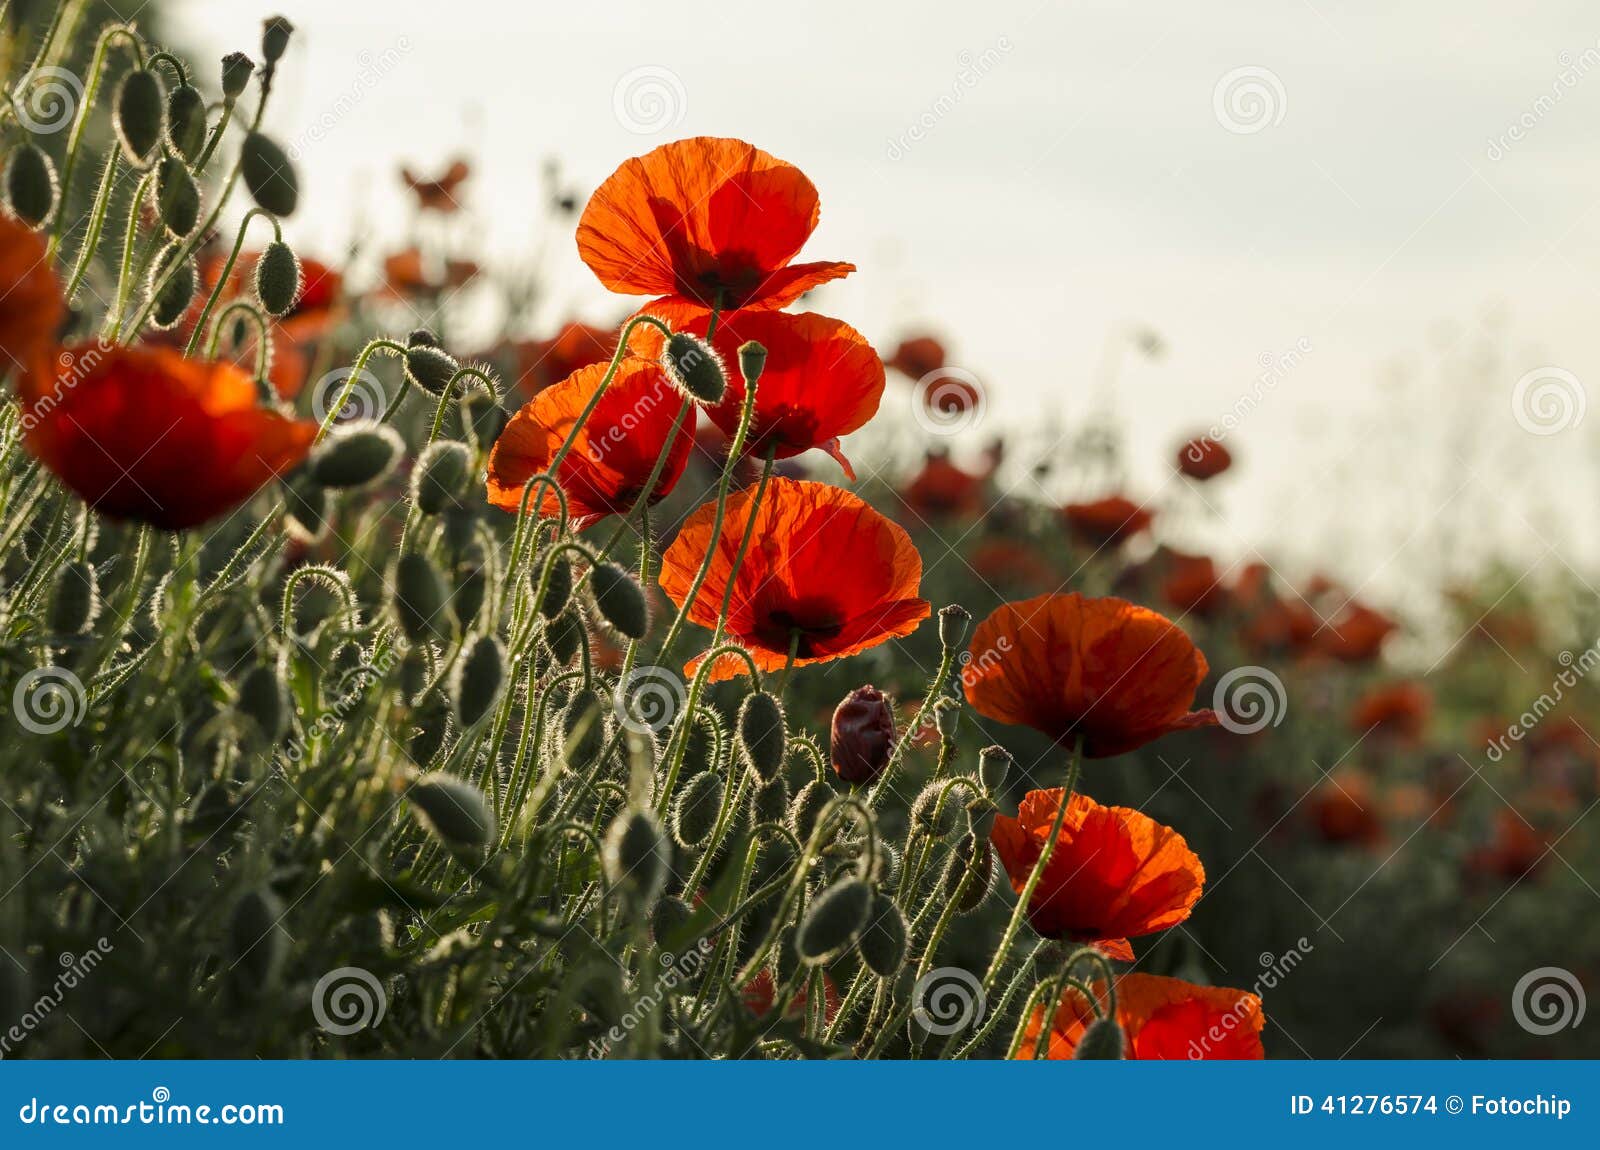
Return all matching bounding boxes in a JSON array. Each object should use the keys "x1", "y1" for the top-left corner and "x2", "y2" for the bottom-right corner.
[
  {"x1": 1317, "y1": 602, "x2": 1397, "y2": 663},
  {"x1": 1161, "y1": 551, "x2": 1229, "y2": 616},
  {"x1": 1241, "y1": 596, "x2": 1321, "y2": 656},
  {"x1": 0, "y1": 214, "x2": 65, "y2": 375},
  {"x1": 659, "y1": 478, "x2": 930, "y2": 682},
  {"x1": 1311, "y1": 772, "x2": 1383, "y2": 846},
  {"x1": 901, "y1": 452, "x2": 984, "y2": 520},
  {"x1": 381, "y1": 247, "x2": 430, "y2": 298},
  {"x1": 742, "y1": 967, "x2": 840, "y2": 1023},
  {"x1": 577, "y1": 137, "x2": 854, "y2": 310},
  {"x1": 1464, "y1": 810, "x2": 1550, "y2": 885},
  {"x1": 1062, "y1": 495, "x2": 1154, "y2": 547},
  {"x1": 886, "y1": 334, "x2": 946, "y2": 379},
  {"x1": 964, "y1": 593, "x2": 1219, "y2": 758},
  {"x1": 485, "y1": 357, "x2": 695, "y2": 528},
  {"x1": 1176, "y1": 435, "x2": 1232, "y2": 480},
  {"x1": 971, "y1": 537, "x2": 1055, "y2": 593},
  {"x1": 401, "y1": 157, "x2": 470, "y2": 212},
  {"x1": 21, "y1": 344, "x2": 315, "y2": 530},
  {"x1": 1350, "y1": 681, "x2": 1431, "y2": 741},
  {"x1": 504, "y1": 321, "x2": 619, "y2": 397},
  {"x1": 630, "y1": 300, "x2": 884, "y2": 479},
  {"x1": 990, "y1": 789, "x2": 1203, "y2": 960},
  {"x1": 1018, "y1": 973, "x2": 1264, "y2": 1060}
]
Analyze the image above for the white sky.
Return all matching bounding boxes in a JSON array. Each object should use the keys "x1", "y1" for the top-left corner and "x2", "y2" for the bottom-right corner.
[{"x1": 169, "y1": 0, "x2": 1600, "y2": 600}]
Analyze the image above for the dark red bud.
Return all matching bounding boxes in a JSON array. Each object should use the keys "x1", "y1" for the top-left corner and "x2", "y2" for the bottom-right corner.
[{"x1": 830, "y1": 684, "x2": 895, "y2": 785}]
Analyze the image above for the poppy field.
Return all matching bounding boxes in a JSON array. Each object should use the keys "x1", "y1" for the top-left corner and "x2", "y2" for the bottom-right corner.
[{"x1": 0, "y1": 8, "x2": 1596, "y2": 1064}]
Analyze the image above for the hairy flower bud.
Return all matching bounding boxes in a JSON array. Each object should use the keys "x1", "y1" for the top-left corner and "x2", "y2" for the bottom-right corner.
[
  {"x1": 910, "y1": 782, "x2": 961, "y2": 838},
  {"x1": 589, "y1": 561, "x2": 649, "y2": 640},
  {"x1": 537, "y1": 554, "x2": 572, "y2": 619},
  {"x1": 146, "y1": 245, "x2": 197, "y2": 330},
  {"x1": 830, "y1": 685, "x2": 895, "y2": 785},
  {"x1": 241, "y1": 132, "x2": 298, "y2": 216},
  {"x1": 650, "y1": 895, "x2": 693, "y2": 948},
  {"x1": 789, "y1": 778, "x2": 833, "y2": 843},
  {"x1": 670, "y1": 770, "x2": 723, "y2": 849},
  {"x1": 544, "y1": 610, "x2": 582, "y2": 665},
  {"x1": 450, "y1": 634, "x2": 506, "y2": 728},
  {"x1": 661, "y1": 331, "x2": 726, "y2": 404},
  {"x1": 795, "y1": 876, "x2": 871, "y2": 964},
  {"x1": 155, "y1": 156, "x2": 200, "y2": 237},
  {"x1": 562, "y1": 687, "x2": 607, "y2": 764},
  {"x1": 942, "y1": 832, "x2": 992, "y2": 914},
  {"x1": 390, "y1": 553, "x2": 449, "y2": 643},
  {"x1": 114, "y1": 68, "x2": 165, "y2": 168},
  {"x1": 603, "y1": 808, "x2": 671, "y2": 906},
  {"x1": 752, "y1": 772, "x2": 789, "y2": 825},
  {"x1": 857, "y1": 891, "x2": 907, "y2": 976},
  {"x1": 283, "y1": 476, "x2": 327, "y2": 543},
  {"x1": 403, "y1": 333, "x2": 459, "y2": 396},
  {"x1": 408, "y1": 772, "x2": 495, "y2": 849},
  {"x1": 253, "y1": 241, "x2": 302, "y2": 315},
  {"x1": 738, "y1": 691, "x2": 786, "y2": 780},
  {"x1": 1074, "y1": 1018, "x2": 1127, "y2": 1059},
  {"x1": 308, "y1": 421, "x2": 403, "y2": 489},
  {"x1": 4, "y1": 143, "x2": 57, "y2": 229},
  {"x1": 166, "y1": 83, "x2": 208, "y2": 162}
]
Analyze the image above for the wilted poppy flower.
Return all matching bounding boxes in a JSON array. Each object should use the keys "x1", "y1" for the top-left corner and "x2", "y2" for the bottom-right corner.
[
  {"x1": 1350, "y1": 681, "x2": 1431, "y2": 741},
  {"x1": 401, "y1": 157, "x2": 470, "y2": 212},
  {"x1": 831, "y1": 684, "x2": 896, "y2": 784},
  {"x1": 631, "y1": 300, "x2": 884, "y2": 479},
  {"x1": 989, "y1": 788, "x2": 1203, "y2": 960},
  {"x1": 485, "y1": 357, "x2": 695, "y2": 528},
  {"x1": 21, "y1": 344, "x2": 315, "y2": 530},
  {"x1": 1317, "y1": 602, "x2": 1397, "y2": 663},
  {"x1": 1062, "y1": 495, "x2": 1153, "y2": 548},
  {"x1": 0, "y1": 214, "x2": 65, "y2": 374},
  {"x1": 1018, "y1": 973, "x2": 1264, "y2": 1060},
  {"x1": 964, "y1": 593, "x2": 1219, "y2": 758},
  {"x1": 901, "y1": 451, "x2": 984, "y2": 520},
  {"x1": 885, "y1": 334, "x2": 946, "y2": 380},
  {"x1": 1161, "y1": 551, "x2": 1228, "y2": 616},
  {"x1": 659, "y1": 478, "x2": 930, "y2": 682},
  {"x1": 1176, "y1": 435, "x2": 1232, "y2": 480},
  {"x1": 504, "y1": 321, "x2": 619, "y2": 397},
  {"x1": 577, "y1": 137, "x2": 854, "y2": 310}
]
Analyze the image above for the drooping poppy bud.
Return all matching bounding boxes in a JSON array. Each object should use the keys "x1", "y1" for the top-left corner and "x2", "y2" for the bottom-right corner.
[
  {"x1": 404, "y1": 331, "x2": 458, "y2": 395},
  {"x1": 1074, "y1": 1018, "x2": 1127, "y2": 1059},
  {"x1": 146, "y1": 245, "x2": 197, "y2": 330},
  {"x1": 459, "y1": 388, "x2": 507, "y2": 444},
  {"x1": 796, "y1": 876, "x2": 871, "y2": 964},
  {"x1": 155, "y1": 156, "x2": 200, "y2": 237},
  {"x1": 114, "y1": 68, "x2": 165, "y2": 167},
  {"x1": 661, "y1": 331, "x2": 725, "y2": 404},
  {"x1": 942, "y1": 832, "x2": 992, "y2": 914},
  {"x1": 4, "y1": 143, "x2": 57, "y2": 229},
  {"x1": 857, "y1": 890, "x2": 906, "y2": 976},
  {"x1": 738, "y1": 691, "x2": 786, "y2": 780},
  {"x1": 671, "y1": 769, "x2": 723, "y2": 849},
  {"x1": 590, "y1": 561, "x2": 648, "y2": 639},
  {"x1": 561, "y1": 687, "x2": 607, "y2": 763},
  {"x1": 390, "y1": 552, "x2": 449, "y2": 643},
  {"x1": 603, "y1": 808, "x2": 671, "y2": 905},
  {"x1": 253, "y1": 241, "x2": 301, "y2": 315},
  {"x1": 450, "y1": 565, "x2": 486, "y2": 629},
  {"x1": 789, "y1": 778, "x2": 833, "y2": 843},
  {"x1": 166, "y1": 83, "x2": 208, "y2": 161},
  {"x1": 752, "y1": 772, "x2": 789, "y2": 824},
  {"x1": 537, "y1": 554, "x2": 572, "y2": 619},
  {"x1": 408, "y1": 772, "x2": 495, "y2": 849},
  {"x1": 307, "y1": 422, "x2": 403, "y2": 489},
  {"x1": 450, "y1": 633, "x2": 505, "y2": 728},
  {"x1": 220, "y1": 52, "x2": 255, "y2": 101},
  {"x1": 830, "y1": 684, "x2": 895, "y2": 785},
  {"x1": 910, "y1": 782, "x2": 961, "y2": 838},
  {"x1": 283, "y1": 476, "x2": 327, "y2": 543},
  {"x1": 650, "y1": 895, "x2": 693, "y2": 947},
  {"x1": 47, "y1": 559, "x2": 100, "y2": 636},
  {"x1": 241, "y1": 132, "x2": 298, "y2": 215},
  {"x1": 408, "y1": 701, "x2": 451, "y2": 764},
  {"x1": 544, "y1": 610, "x2": 582, "y2": 665}
]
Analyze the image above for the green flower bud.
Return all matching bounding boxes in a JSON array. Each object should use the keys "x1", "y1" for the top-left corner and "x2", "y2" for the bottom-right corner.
[
  {"x1": 966, "y1": 795, "x2": 998, "y2": 841},
  {"x1": 408, "y1": 772, "x2": 495, "y2": 849},
  {"x1": 253, "y1": 241, "x2": 302, "y2": 316},
  {"x1": 661, "y1": 331, "x2": 725, "y2": 404},
  {"x1": 650, "y1": 895, "x2": 694, "y2": 950},
  {"x1": 146, "y1": 244, "x2": 196, "y2": 330},
  {"x1": 910, "y1": 782, "x2": 961, "y2": 838},
  {"x1": 795, "y1": 876, "x2": 871, "y2": 965},
  {"x1": 114, "y1": 68, "x2": 165, "y2": 168},
  {"x1": 459, "y1": 388, "x2": 507, "y2": 444},
  {"x1": 544, "y1": 610, "x2": 582, "y2": 665},
  {"x1": 230, "y1": 887, "x2": 287, "y2": 988},
  {"x1": 390, "y1": 552, "x2": 449, "y2": 643},
  {"x1": 4, "y1": 143, "x2": 57, "y2": 229},
  {"x1": 397, "y1": 646, "x2": 432, "y2": 706},
  {"x1": 589, "y1": 561, "x2": 648, "y2": 640},
  {"x1": 261, "y1": 16, "x2": 294, "y2": 63},
  {"x1": 537, "y1": 554, "x2": 572, "y2": 619},
  {"x1": 403, "y1": 334, "x2": 458, "y2": 396},
  {"x1": 670, "y1": 769, "x2": 723, "y2": 849},
  {"x1": 938, "y1": 604, "x2": 972, "y2": 651},
  {"x1": 47, "y1": 559, "x2": 100, "y2": 636},
  {"x1": 450, "y1": 565, "x2": 486, "y2": 630},
  {"x1": 561, "y1": 687, "x2": 607, "y2": 764},
  {"x1": 283, "y1": 476, "x2": 327, "y2": 543},
  {"x1": 413, "y1": 440, "x2": 472, "y2": 516},
  {"x1": 240, "y1": 131, "x2": 298, "y2": 216},
  {"x1": 408, "y1": 703, "x2": 452, "y2": 764},
  {"x1": 166, "y1": 83, "x2": 208, "y2": 162},
  {"x1": 450, "y1": 633, "x2": 505, "y2": 728},
  {"x1": 681, "y1": 713, "x2": 717, "y2": 776},
  {"x1": 857, "y1": 891, "x2": 907, "y2": 977},
  {"x1": 978, "y1": 744, "x2": 1012, "y2": 795},
  {"x1": 738, "y1": 690, "x2": 786, "y2": 780},
  {"x1": 941, "y1": 832, "x2": 992, "y2": 914},
  {"x1": 737, "y1": 340, "x2": 767, "y2": 386},
  {"x1": 235, "y1": 662, "x2": 288, "y2": 743},
  {"x1": 1074, "y1": 1018, "x2": 1127, "y2": 1059},
  {"x1": 307, "y1": 421, "x2": 403, "y2": 489},
  {"x1": 752, "y1": 771, "x2": 789, "y2": 825},
  {"x1": 220, "y1": 53, "x2": 255, "y2": 101},
  {"x1": 789, "y1": 778, "x2": 833, "y2": 843},
  {"x1": 603, "y1": 808, "x2": 671, "y2": 905},
  {"x1": 154, "y1": 156, "x2": 200, "y2": 237}
]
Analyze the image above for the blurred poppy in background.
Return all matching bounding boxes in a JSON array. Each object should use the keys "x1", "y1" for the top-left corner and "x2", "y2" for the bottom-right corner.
[{"x1": 1018, "y1": 973, "x2": 1264, "y2": 1060}]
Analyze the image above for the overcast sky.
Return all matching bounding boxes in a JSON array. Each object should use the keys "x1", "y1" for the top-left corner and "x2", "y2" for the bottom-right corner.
[{"x1": 169, "y1": 0, "x2": 1600, "y2": 598}]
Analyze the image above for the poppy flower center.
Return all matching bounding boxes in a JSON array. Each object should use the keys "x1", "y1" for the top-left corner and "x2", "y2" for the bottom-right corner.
[{"x1": 755, "y1": 601, "x2": 844, "y2": 656}]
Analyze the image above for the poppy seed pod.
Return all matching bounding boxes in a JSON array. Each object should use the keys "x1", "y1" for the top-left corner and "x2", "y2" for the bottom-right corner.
[
  {"x1": 261, "y1": 16, "x2": 295, "y2": 63},
  {"x1": 537, "y1": 554, "x2": 572, "y2": 619},
  {"x1": 113, "y1": 68, "x2": 165, "y2": 167},
  {"x1": 1074, "y1": 1018, "x2": 1127, "y2": 1060},
  {"x1": 737, "y1": 339, "x2": 767, "y2": 386},
  {"x1": 229, "y1": 888, "x2": 286, "y2": 987},
  {"x1": 830, "y1": 684, "x2": 895, "y2": 786},
  {"x1": 254, "y1": 241, "x2": 302, "y2": 316},
  {"x1": 589, "y1": 561, "x2": 649, "y2": 640},
  {"x1": 450, "y1": 634, "x2": 506, "y2": 728},
  {"x1": 411, "y1": 441, "x2": 471, "y2": 517},
  {"x1": 155, "y1": 156, "x2": 200, "y2": 237},
  {"x1": 4, "y1": 143, "x2": 57, "y2": 229},
  {"x1": 404, "y1": 338, "x2": 459, "y2": 397},
  {"x1": 166, "y1": 83, "x2": 208, "y2": 162},
  {"x1": 220, "y1": 52, "x2": 255, "y2": 100},
  {"x1": 857, "y1": 891, "x2": 907, "y2": 977},
  {"x1": 390, "y1": 553, "x2": 449, "y2": 643},
  {"x1": 933, "y1": 696, "x2": 961, "y2": 740},
  {"x1": 795, "y1": 876, "x2": 871, "y2": 965},
  {"x1": 966, "y1": 795, "x2": 998, "y2": 841},
  {"x1": 307, "y1": 422, "x2": 403, "y2": 489},
  {"x1": 146, "y1": 246, "x2": 197, "y2": 330},
  {"x1": 235, "y1": 662, "x2": 288, "y2": 743},
  {"x1": 661, "y1": 331, "x2": 726, "y2": 404},
  {"x1": 737, "y1": 691, "x2": 786, "y2": 780},
  {"x1": 562, "y1": 687, "x2": 607, "y2": 764},
  {"x1": 408, "y1": 772, "x2": 495, "y2": 849},
  {"x1": 938, "y1": 603, "x2": 972, "y2": 651},
  {"x1": 670, "y1": 769, "x2": 723, "y2": 849},
  {"x1": 47, "y1": 559, "x2": 100, "y2": 636},
  {"x1": 789, "y1": 778, "x2": 833, "y2": 843},
  {"x1": 240, "y1": 132, "x2": 298, "y2": 216},
  {"x1": 752, "y1": 772, "x2": 789, "y2": 825},
  {"x1": 603, "y1": 808, "x2": 671, "y2": 905},
  {"x1": 544, "y1": 610, "x2": 582, "y2": 665},
  {"x1": 978, "y1": 744, "x2": 1012, "y2": 795}
]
